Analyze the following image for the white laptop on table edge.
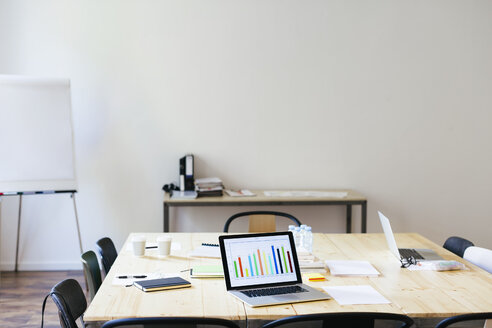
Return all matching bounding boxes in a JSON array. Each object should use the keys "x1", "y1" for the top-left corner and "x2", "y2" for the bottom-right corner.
[
  {"x1": 378, "y1": 211, "x2": 443, "y2": 262},
  {"x1": 218, "y1": 231, "x2": 330, "y2": 307}
]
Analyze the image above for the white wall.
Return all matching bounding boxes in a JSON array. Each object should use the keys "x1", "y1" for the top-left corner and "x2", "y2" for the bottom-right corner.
[{"x1": 1, "y1": 0, "x2": 491, "y2": 270}]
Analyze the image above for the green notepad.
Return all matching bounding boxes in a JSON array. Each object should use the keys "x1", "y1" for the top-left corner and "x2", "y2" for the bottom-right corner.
[{"x1": 190, "y1": 265, "x2": 224, "y2": 278}]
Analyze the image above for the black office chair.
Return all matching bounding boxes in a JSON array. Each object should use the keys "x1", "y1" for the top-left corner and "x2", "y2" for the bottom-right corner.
[
  {"x1": 223, "y1": 211, "x2": 302, "y2": 233},
  {"x1": 101, "y1": 317, "x2": 241, "y2": 328},
  {"x1": 443, "y1": 236, "x2": 474, "y2": 258},
  {"x1": 96, "y1": 237, "x2": 118, "y2": 275},
  {"x1": 41, "y1": 278, "x2": 87, "y2": 328},
  {"x1": 435, "y1": 313, "x2": 492, "y2": 328},
  {"x1": 261, "y1": 312, "x2": 414, "y2": 328},
  {"x1": 81, "y1": 250, "x2": 102, "y2": 301}
]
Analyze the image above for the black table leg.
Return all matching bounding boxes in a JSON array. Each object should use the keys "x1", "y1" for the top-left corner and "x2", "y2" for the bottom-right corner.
[
  {"x1": 346, "y1": 204, "x2": 352, "y2": 233},
  {"x1": 361, "y1": 200, "x2": 367, "y2": 233},
  {"x1": 164, "y1": 203, "x2": 169, "y2": 232}
]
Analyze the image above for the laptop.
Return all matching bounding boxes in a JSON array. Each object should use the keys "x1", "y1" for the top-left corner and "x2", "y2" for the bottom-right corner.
[
  {"x1": 378, "y1": 211, "x2": 442, "y2": 261},
  {"x1": 219, "y1": 232, "x2": 330, "y2": 307}
]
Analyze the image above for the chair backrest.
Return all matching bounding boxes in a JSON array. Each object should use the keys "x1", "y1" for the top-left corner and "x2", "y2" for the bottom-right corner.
[
  {"x1": 96, "y1": 237, "x2": 118, "y2": 275},
  {"x1": 443, "y1": 236, "x2": 474, "y2": 258},
  {"x1": 50, "y1": 279, "x2": 87, "y2": 328},
  {"x1": 101, "y1": 316, "x2": 241, "y2": 328},
  {"x1": 223, "y1": 211, "x2": 302, "y2": 233},
  {"x1": 435, "y1": 313, "x2": 492, "y2": 328},
  {"x1": 81, "y1": 250, "x2": 102, "y2": 301},
  {"x1": 261, "y1": 312, "x2": 414, "y2": 328},
  {"x1": 463, "y1": 246, "x2": 492, "y2": 273}
]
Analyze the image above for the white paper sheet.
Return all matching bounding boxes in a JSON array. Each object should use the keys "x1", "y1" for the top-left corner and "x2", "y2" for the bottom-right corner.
[
  {"x1": 224, "y1": 189, "x2": 256, "y2": 197},
  {"x1": 263, "y1": 191, "x2": 348, "y2": 198},
  {"x1": 322, "y1": 285, "x2": 391, "y2": 305}
]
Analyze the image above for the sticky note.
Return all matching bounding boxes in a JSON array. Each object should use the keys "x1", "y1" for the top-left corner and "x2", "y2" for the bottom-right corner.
[{"x1": 304, "y1": 273, "x2": 325, "y2": 281}]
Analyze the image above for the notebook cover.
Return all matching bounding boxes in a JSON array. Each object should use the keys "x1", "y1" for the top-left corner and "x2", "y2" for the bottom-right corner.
[{"x1": 134, "y1": 277, "x2": 191, "y2": 292}]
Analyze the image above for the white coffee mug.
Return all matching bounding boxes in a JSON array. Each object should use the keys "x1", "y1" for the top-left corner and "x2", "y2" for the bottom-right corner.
[
  {"x1": 132, "y1": 236, "x2": 146, "y2": 257},
  {"x1": 157, "y1": 236, "x2": 172, "y2": 257}
]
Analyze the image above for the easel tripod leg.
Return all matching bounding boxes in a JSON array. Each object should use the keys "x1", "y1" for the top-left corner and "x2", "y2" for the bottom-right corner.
[
  {"x1": 71, "y1": 192, "x2": 83, "y2": 253},
  {"x1": 15, "y1": 195, "x2": 22, "y2": 272},
  {"x1": 72, "y1": 192, "x2": 88, "y2": 292}
]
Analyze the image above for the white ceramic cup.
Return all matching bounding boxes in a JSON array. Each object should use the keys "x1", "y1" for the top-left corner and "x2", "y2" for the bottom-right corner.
[
  {"x1": 157, "y1": 236, "x2": 172, "y2": 257},
  {"x1": 132, "y1": 236, "x2": 146, "y2": 256}
]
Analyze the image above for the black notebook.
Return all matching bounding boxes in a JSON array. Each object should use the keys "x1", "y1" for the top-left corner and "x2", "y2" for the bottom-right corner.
[{"x1": 133, "y1": 277, "x2": 191, "y2": 292}]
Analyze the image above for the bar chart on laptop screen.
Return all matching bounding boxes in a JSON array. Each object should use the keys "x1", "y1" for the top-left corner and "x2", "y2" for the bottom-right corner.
[{"x1": 224, "y1": 235, "x2": 298, "y2": 287}]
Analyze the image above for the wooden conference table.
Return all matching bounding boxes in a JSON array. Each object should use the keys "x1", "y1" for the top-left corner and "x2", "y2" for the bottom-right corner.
[
  {"x1": 85, "y1": 233, "x2": 492, "y2": 327},
  {"x1": 163, "y1": 189, "x2": 367, "y2": 233}
]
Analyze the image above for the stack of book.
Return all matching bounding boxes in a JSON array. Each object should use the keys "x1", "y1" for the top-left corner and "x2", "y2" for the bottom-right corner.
[
  {"x1": 195, "y1": 177, "x2": 223, "y2": 197},
  {"x1": 297, "y1": 250, "x2": 325, "y2": 272}
]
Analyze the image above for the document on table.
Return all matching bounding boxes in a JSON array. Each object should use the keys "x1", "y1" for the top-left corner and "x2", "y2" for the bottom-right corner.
[
  {"x1": 263, "y1": 191, "x2": 348, "y2": 198},
  {"x1": 224, "y1": 189, "x2": 256, "y2": 197},
  {"x1": 322, "y1": 285, "x2": 391, "y2": 305},
  {"x1": 325, "y1": 260, "x2": 380, "y2": 276}
]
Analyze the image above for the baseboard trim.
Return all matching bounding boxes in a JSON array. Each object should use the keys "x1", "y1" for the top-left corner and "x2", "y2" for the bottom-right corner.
[{"x1": 0, "y1": 261, "x2": 81, "y2": 271}]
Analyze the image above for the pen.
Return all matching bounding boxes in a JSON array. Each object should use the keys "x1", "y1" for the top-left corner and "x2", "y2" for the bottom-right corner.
[
  {"x1": 117, "y1": 275, "x2": 147, "y2": 279},
  {"x1": 145, "y1": 246, "x2": 158, "y2": 249}
]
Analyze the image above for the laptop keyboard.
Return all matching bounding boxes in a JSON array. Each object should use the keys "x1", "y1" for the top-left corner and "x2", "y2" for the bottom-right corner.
[
  {"x1": 241, "y1": 286, "x2": 307, "y2": 298},
  {"x1": 399, "y1": 248, "x2": 425, "y2": 260}
]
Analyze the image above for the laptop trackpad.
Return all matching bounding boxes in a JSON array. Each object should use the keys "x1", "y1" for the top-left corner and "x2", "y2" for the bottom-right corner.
[
  {"x1": 272, "y1": 295, "x2": 301, "y2": 302},
  {"x1": 416, "y1": 249, "x2": 443, "y2": 260}
]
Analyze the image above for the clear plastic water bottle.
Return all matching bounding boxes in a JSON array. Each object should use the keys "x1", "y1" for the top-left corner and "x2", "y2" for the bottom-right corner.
[
  {"x1": 304, "y1": 226, "x2": 313, "y2": 253},
  {"x1": 294, "y1": 227, "x2": 301, "y2": 249},
  {"x1": 299, "y1": 225, "x2": 307, "y2": 251}
]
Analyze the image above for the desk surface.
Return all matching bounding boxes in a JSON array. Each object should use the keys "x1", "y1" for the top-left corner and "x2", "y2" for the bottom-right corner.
[
  {"x1": 164, "y1": 189, "x2": 367, "y2": 204},
  {"x1": 85, "y1": 232, "x2": 492, "y2": 323}
]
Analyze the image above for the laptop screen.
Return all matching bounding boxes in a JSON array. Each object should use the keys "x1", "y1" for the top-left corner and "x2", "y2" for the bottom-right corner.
[
  {"x1": 219, "y1": 232, "x2": 302, "y2": 290},
  {"x1": 378, "y1": 211, "x2": 402, "y2": 260}
]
